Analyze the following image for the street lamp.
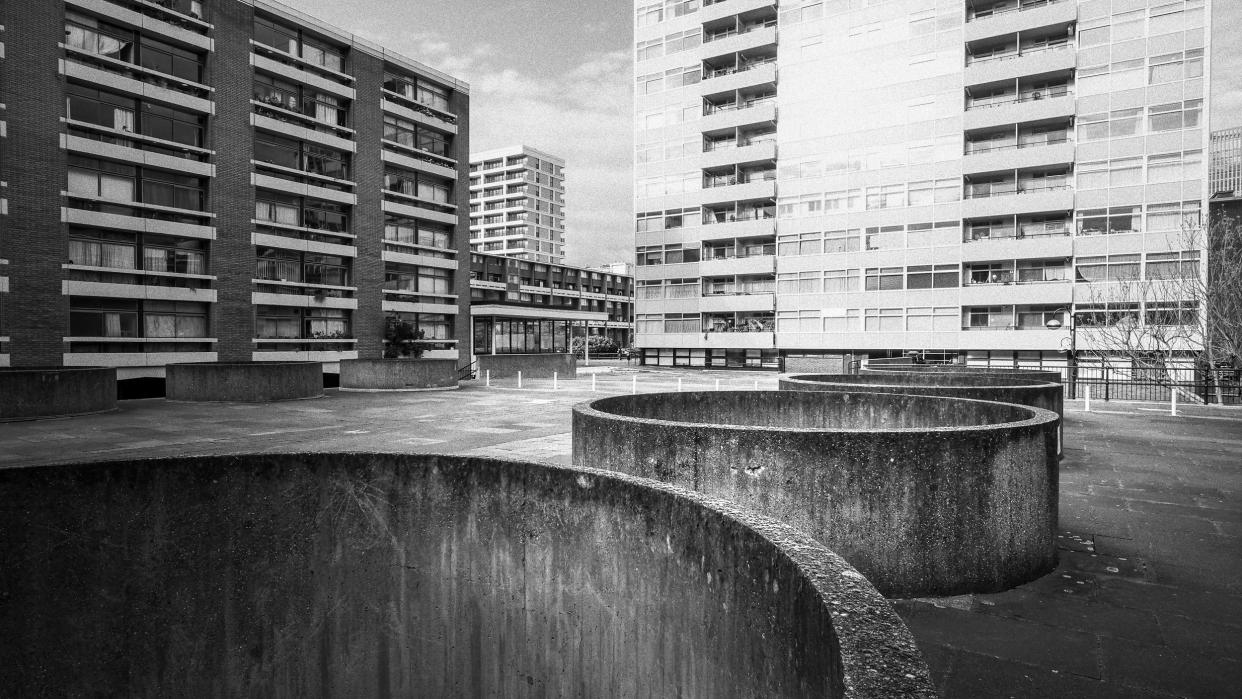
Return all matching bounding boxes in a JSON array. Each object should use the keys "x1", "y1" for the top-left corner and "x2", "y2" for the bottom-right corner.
[{"x1": 1045, "y1": 308, "x2": 1077, "y2": 399}]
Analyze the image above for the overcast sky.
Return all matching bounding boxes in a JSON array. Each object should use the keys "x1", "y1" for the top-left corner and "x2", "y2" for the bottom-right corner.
[{"x1": 280, "y1": 1, "x2": 1240, "y2": 267}]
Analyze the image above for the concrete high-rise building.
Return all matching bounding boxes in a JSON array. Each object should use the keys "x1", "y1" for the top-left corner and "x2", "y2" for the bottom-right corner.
[
  {"x1": 468, "y1": 145, "x2": 566, "y2": 263},
  {"x1": 1210, "y1": 126, "x2": 1242, "y2": 197},
  {"x1": 633, "y1": 0, "x2": 1212, "y2": 372},
  {"x1": 0, "y1": 0, "x2": 471, "y2": 375}
]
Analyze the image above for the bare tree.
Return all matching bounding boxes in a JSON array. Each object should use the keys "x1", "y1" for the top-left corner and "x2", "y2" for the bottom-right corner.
[{"x1": 1073, "y1": 212, "x2": 1242, "y2": 400}]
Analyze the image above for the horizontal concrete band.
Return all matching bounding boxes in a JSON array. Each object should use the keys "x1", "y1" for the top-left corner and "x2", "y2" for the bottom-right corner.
[
  {"x1": 573, "y1": 390, "x2": 1060, "y2": 597},
  {"x1": 0, "y1": 453, "x2": 934, "y2": 699},
  {"x1": 165, "y1": 361, "x2": 323, "y2": 402},
  {"x1": 0, "y1": 367, "x2": 117, "y2": 420},
  {"x1": 339, "y1": 358, "x2": 458, "y2": 390},
  {"x1": 476, "y1": 352, "x2": 577, "y2": 379},
  {"x1": 863, "y1": 361, "x2": 1064, "y2": 386}
]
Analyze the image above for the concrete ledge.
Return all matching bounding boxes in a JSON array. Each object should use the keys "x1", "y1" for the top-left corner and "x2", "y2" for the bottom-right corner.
[
  {"x1": 476, "y1": 352, "x2": 577, "y2": 379},
  {"x1": 339, "y1": 358, "x2": 458, "y2": 391},
  {"x1": 0, "y1": 367, "x2": 117, "y2": 421},
  {"x1": 783, "y1": 372, "x2": 1064, "y2": 456},
  {"x1": 0, "y1": 453, "x2": 935, "y2": 698},
  {"x1": 574, "y1": 390, "x2": 1059, "y2": 597},
  {"x1": 863, "y1": 359, "x2": 1062, "y2": 385},
  {"x1": 165, "y1": 361, "x2": 323, "y2": 402}
]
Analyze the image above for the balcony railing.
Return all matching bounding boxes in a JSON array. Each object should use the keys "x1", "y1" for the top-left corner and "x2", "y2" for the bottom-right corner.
[
  {"x1": 966, "y1": 41, "x2": 1070, "y2": 65},
  {"x1": 967, "y1": 0, "x2": 1066, "y2": 22},
  {"x1": 705, "y1": 59, "x2": 777, "y2": 80},
  {"x1": 965, "y1": 225, "x2": 1071, "y2": 241},
  {"x1": 965, "y1": 88, "x2": 1072, "y2": 110},
  {"x1": 704, "y1": 96, "x2": 776, "y2": 115},
  {"x1": 964, "y1": 135, "x2": 1070, "y2": 154},
  {"x1": 963, "y1": 182, "x2": 1071, "y2": 198},
  {"x1": 703, "y1": 19, "x2": 777, "y2": 43}
]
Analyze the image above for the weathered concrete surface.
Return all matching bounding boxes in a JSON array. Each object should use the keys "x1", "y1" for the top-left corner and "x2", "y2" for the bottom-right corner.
[
  {"x1": 862, "y1": 360, "x2": 1063, "y2": 386},
  {"x1": 574, "y1": 391, "x2": 1059, "y2": 597},
  {"x1": 0, "y1": 453, "x2": 934, "y2": 699},
  {"x1": 0, "y1": 367, "x2": 116, "y2": 420},
  {"x1": 165, "y1": 361, "x2": 323, "y2": 402},
  {"x1": 476, "y1": 352, "x2": 577, "y2": 379},
  {"x1": 339, "y1": 358, "x2": 458, "y2": 390},
  {"x1": 782, "y1": 372, "x2": 1064, "y2": 456}
]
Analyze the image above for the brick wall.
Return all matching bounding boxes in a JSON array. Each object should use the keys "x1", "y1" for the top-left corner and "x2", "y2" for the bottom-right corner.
[
  {"x1": 349, "y1": 51, "x2": 384, "y2": 360},
  {"x1": 1, "y1": 1, "x2": 69, "y2": 366}
]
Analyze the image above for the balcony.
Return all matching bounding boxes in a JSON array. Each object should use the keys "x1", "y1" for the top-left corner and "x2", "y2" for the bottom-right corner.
[
  {"x1": 961, "y1": 183, "x2": 1073, "y2": 219},
  {"x1": 699, "y1": 253, "x2": 775, "y2": 276},
  {"x1": 66, "y1": 0, "x2": 213, "y2": 50},
  {"x1": 62, "y1": 132, "x2": 214, "y2": 177},
  {"x1": 702, "y1": 24, "x2": 777, "y2": 57},
  {"x1": 699, "y1": 177, "x2": 776, "y2": 204},
  {"x1": 381, "y1": 148, "x2": 456, "y2": 180},
  {"x1": 63, "y1": 207, "x2": 215, "y2": 239},
  {"x1": 252, "y1": 172, "x2": 356, "y2": 206},
  {"x1": 251, "y1": 112, "x2": 355, "y2": 152},
  {"x1": 700, "y1": 215, "x2": 775, "y2": 238},
  {"x1": 701, "y1": 0, "x2": 777, "y2": 23},
  {"x1": 700, "y1": 139, "x2": 776, "y2": 169},
  {"x1": 381, "y1": 249, "x2": 459, "y2": 270},
  {"x1": 959, "y1": 279, "x2": 1072, "y2": 305},
  {"x1": 960, "y1": 230, "x2": 1072, "y2": 261},
  {"x1": 963, "y1": 138, "x2": 1074, "y2": 173},
  {"x1": 381, "y1": 199, "x2": 458, "y2": 226},
  {"x1": 62, "y1": 350, "x2": 218, "y2": 368},
  {"x1": 251, "y1": 289, "x2": 357, "y2": 310},
  {"x1": 252, "y1": 52, "x2": 355, "y2": 101},
  {"x1": 701, "y1": 100, "x2": 777, "y2": 132},
  {"x1": 965, "y1": 0, "x2": 1078, "y2": 42},
  {"x1": 62, "y1": 55, "x2": 214, "y2": 114},
  {"x1": 62, "y1": 279, "x2": 217, "y2": 303},
  {"x1": 964, "y1": 44, "x2": 1075, "y2": 86},
  {"x1": 381, "y1": 96, "x2": 458, "y2": 134},
  {"x1": 964, "y1": 91, "x2": 1073, "y2": 130},
  {"x1": 702, "y1": 62, "x2": 777, "y2": 97},
  {"x1": 699, "y1": 292, "x2": 775, "y2": 313}
]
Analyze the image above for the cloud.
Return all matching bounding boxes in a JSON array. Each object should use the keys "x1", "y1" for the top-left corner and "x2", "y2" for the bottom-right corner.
[{"x1": 461, "y1": 49, "x2": 635, "y2": 266}]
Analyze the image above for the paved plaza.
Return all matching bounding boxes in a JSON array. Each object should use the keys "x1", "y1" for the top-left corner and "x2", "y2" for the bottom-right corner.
[{"x1": 2, "y1": 365, "x2": 1240, "y2": 698}]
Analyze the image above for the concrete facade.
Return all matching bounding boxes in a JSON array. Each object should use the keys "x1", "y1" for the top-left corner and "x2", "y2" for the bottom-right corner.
[
  {"x1": 632, "y1": 0, "x2": 1213, "y2": 374},
  {"x1": 338, "y1": 357, "x2": 457, "y2": 390},
  {"x1": 476, "y1": 352, "x2": 577, "y2": 380},
  {"x1": 468, "y1": 145, "x2": 566, "y2": 263},
  {"x1": 574, "y1": 390, "x2": 1059, "y2": 597},
  {"x1": 0, "y1": 0, "x2": 471, "y2": 379},
  {"x1": 0, "y1": 452, "x2": 935, "y2": 698}
]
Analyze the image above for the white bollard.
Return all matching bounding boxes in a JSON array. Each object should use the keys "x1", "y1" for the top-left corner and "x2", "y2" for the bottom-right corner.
[
  {"x1": 677, "y1": 377, "x2": 682, "y2": 392},
  {"x1": 632, "y1": 375, "x2": 637, "y2": 395},
  {"x1": 715, "y1": 379, "x2": 720, "y2": 391},
  {"x1": 553, "y1": 372, "x2": 558, "y2": 391},
  {"x1": 1171, "y1": 389, "x2": 1178, "y2": 416},
  {"x1": 592, "y1": 374, "x2": 597, "y2": 392},
  {"x1": 1084, "y1": 384, "x2": 1091, "y2": 412},
  {"x1": 485, "y1": 369, "x2": 490, "y2": 387},
  {"x1": 517, "y1": 371, "x2": 522, "y2": 389},
  {"x1": 753, "y1": 379, "x2": 758, "y2": 391}
]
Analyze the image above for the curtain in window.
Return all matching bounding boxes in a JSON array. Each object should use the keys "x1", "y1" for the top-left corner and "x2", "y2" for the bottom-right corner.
[
  {"x1": 113, "y1": 108, "x2": 135, "y2": 132},
  {"x1": 103, "y1": 243, "x2": 135, "y2": 269},
  {"x1": 68, "y1": 169, "x2": 99, "y2": 197},
  {"x1": 144, "y1": 248, "x2": 170, "y2": 272},
  {"x1": 100, "y1": 173, "x2": 134, "y2": 201},
  {"x1": 104, "y1": 312, "x2": 123, "y2": 337},
  {"x1": 315, "y1": 102, "x2": 337, "y2": 125},
  {"x1": 178, "y1": 315, "x2": 207, "y2": 337},
  {"x1": 69, "y1": 240, "x2": 101, "y2": 267}
]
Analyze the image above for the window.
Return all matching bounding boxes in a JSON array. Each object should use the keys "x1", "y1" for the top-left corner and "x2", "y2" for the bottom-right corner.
[
  {"x1": 965, "y1": 306, "x2": 1012, "y2": 330},
  {"x1": 863, "y1": 308, "x2": 902, "y2": 332},
  {"x1": 1075, "y1": 254, "x2": 1139, "y2": 282},
  {"x1": 1016, "y1": 306, "x2": 1063, "y2": 330},
  {"x1": 823, "y1": 269, "x2": 859, "y2": 292},
  {"x1": 823, "y1": 309, "x2": 860, "y2": 333},
  {"x1": 68, "y1": 156, "x2": 135, "y2": 201},
  {"x1": 66, "y1": 84, "x2": 137, "y2": 134},
  {"x1": 1145, "y1": 301, "x2": 1197, "y2": 326},
  {"x1": 864, "y1": 267, "x2": 903, "y2": 291},
  {"x1": 1076, "y1": 206, "x2": 1140, "y2": 235},
  {"x1": 1146, "y1": 250, "x2": 1199, "y2": 280},
  {"x1": 139, "y1": 36, "x2": 202, "y2": 83},
  {"x1": 967, "y1": 262, "x2": 1012, "y2": 285},
  {"x1": 385, "y1": 169, "x2": 452, "y2": 204},
  {"x1": 69, "y1": 298, "x2": 139, "y2": 337},
  {"x1": 1017, "y1": 260, "x2": 1068, "y2": 283},
  {"x1": 69, "y1": 231, "x2": 136, "y2": 269},
  {"x1": 907, "y1": 264, "x2": 957, "y2": 289},
  {"x1": 144, "y1": 301, "x2": 208, "y2": 337},
  {"x1": 1146, "y1": 200, "x2": 1200, "y2": 232},
  {"x1": 1149, "y1": 100, "x2": 1203, "y2": 132},
  {"x1": 823, "y1": 229, "x2": 860, "y2": 253}
]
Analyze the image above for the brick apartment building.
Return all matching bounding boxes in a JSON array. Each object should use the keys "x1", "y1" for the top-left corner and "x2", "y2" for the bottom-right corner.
[{"x1": 0, "y1": 0, "x2": 470, "y2": 377}]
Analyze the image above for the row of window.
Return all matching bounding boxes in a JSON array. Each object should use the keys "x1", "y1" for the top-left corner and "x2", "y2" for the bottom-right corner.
[
  {"x1": 69, "y1": 230, "x2": 207, "y2": 275},
  {"x1": 255, "y1": 133, "x2": 351, "y2": 181},
  {"x1": 253, "y1": 73, "x2": 348, "y2": 128},
  {"x1": 1078, "y1": 100, "x2": 1203, "y2": 142},
  {"x1": 69, "y1": 298, "x2": 210, "y2": 339},
  {"x1": 68, "y1": 156, "x2": 206, "y2": 211},
  {"x1": 255, "y1": 249, "x2": 351, "y2": 287},
  {"x1": 66, "y1": 13, "x2": 204, "y2": 84},
  {"x1": 67, "y1": 84, "x2": 204, "y2": 149},
  {"x1": 635, "y1": 0, "x2": 702, "y2": 27}
]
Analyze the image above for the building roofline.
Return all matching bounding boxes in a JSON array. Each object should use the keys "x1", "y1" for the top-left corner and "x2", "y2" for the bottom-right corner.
[
  {"x1": 470, "y1": 145, "x2": 566, "y2": 166},
  {"x1": 243, "y1": 0, "x2": 470, "y2": 94}
]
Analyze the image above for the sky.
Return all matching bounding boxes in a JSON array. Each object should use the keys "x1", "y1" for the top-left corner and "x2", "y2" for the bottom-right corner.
[
  {"x1": 279, "y1": 0, "x2": 634, "y2": 267},
  {"x1": 280, "y1": 1, "x2": 1241, "y2": 267}
]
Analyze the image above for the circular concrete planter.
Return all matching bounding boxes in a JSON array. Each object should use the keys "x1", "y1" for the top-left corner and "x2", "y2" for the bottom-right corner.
[
  {"x1": 783, "y1": 372, "x2": 1064, "y2": 456},
  {"x1": 574, "y1": 390, "x2": 1059, "y2": 597},
  {"x1": 0, "y1": 367, "x2": 116, "y2": 421},
  {"x1": 339, "y1": 358, "x2": 458, "y2": 391},
  {"x1": 0, "y1": 453, "x2": 934, "y2": 699},
  {"x1": 165, "y1": 361, "x2": 322, "y2": 402},
  {"x1": 863, "y1": 361, "x2": 1063, "y2": 386}
]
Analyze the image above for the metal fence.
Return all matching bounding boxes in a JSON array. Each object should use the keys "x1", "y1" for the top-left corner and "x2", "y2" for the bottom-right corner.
[{"x1": 1067, "y1": 368, "x2": 1242, "y2": 405}]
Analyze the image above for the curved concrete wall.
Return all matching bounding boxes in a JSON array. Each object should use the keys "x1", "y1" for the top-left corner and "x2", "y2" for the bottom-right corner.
[
  {"x1": 0, "y1": 454, "x2": 934, "y2": 699},
  {"x1": 339, "y1": 358, "x2": 458, "y2": 390},
  {"x1": 165, "y1": 361, "x2": 323, "y2": 402},
  {"x1": 782, "y1": 372, "x2": 1064, "y2": 456},
  {"x1": 863, "y1": 360, "x2": 1063, "y2": 386},
  {"x1": 574, "y1": 391, "x2": 1059, "y2": 597},
  {"x1": 476, "y1": 352, "x2": 577, "y2": 379},
  {"x1": 0, "y1": 367, "x2": 116, "y2": 420}
]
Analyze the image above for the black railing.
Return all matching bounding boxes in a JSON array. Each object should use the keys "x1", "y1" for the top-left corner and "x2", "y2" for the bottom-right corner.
[{"x1": 1067, "y1": 367, "x2": 1241, "y2": 405}]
